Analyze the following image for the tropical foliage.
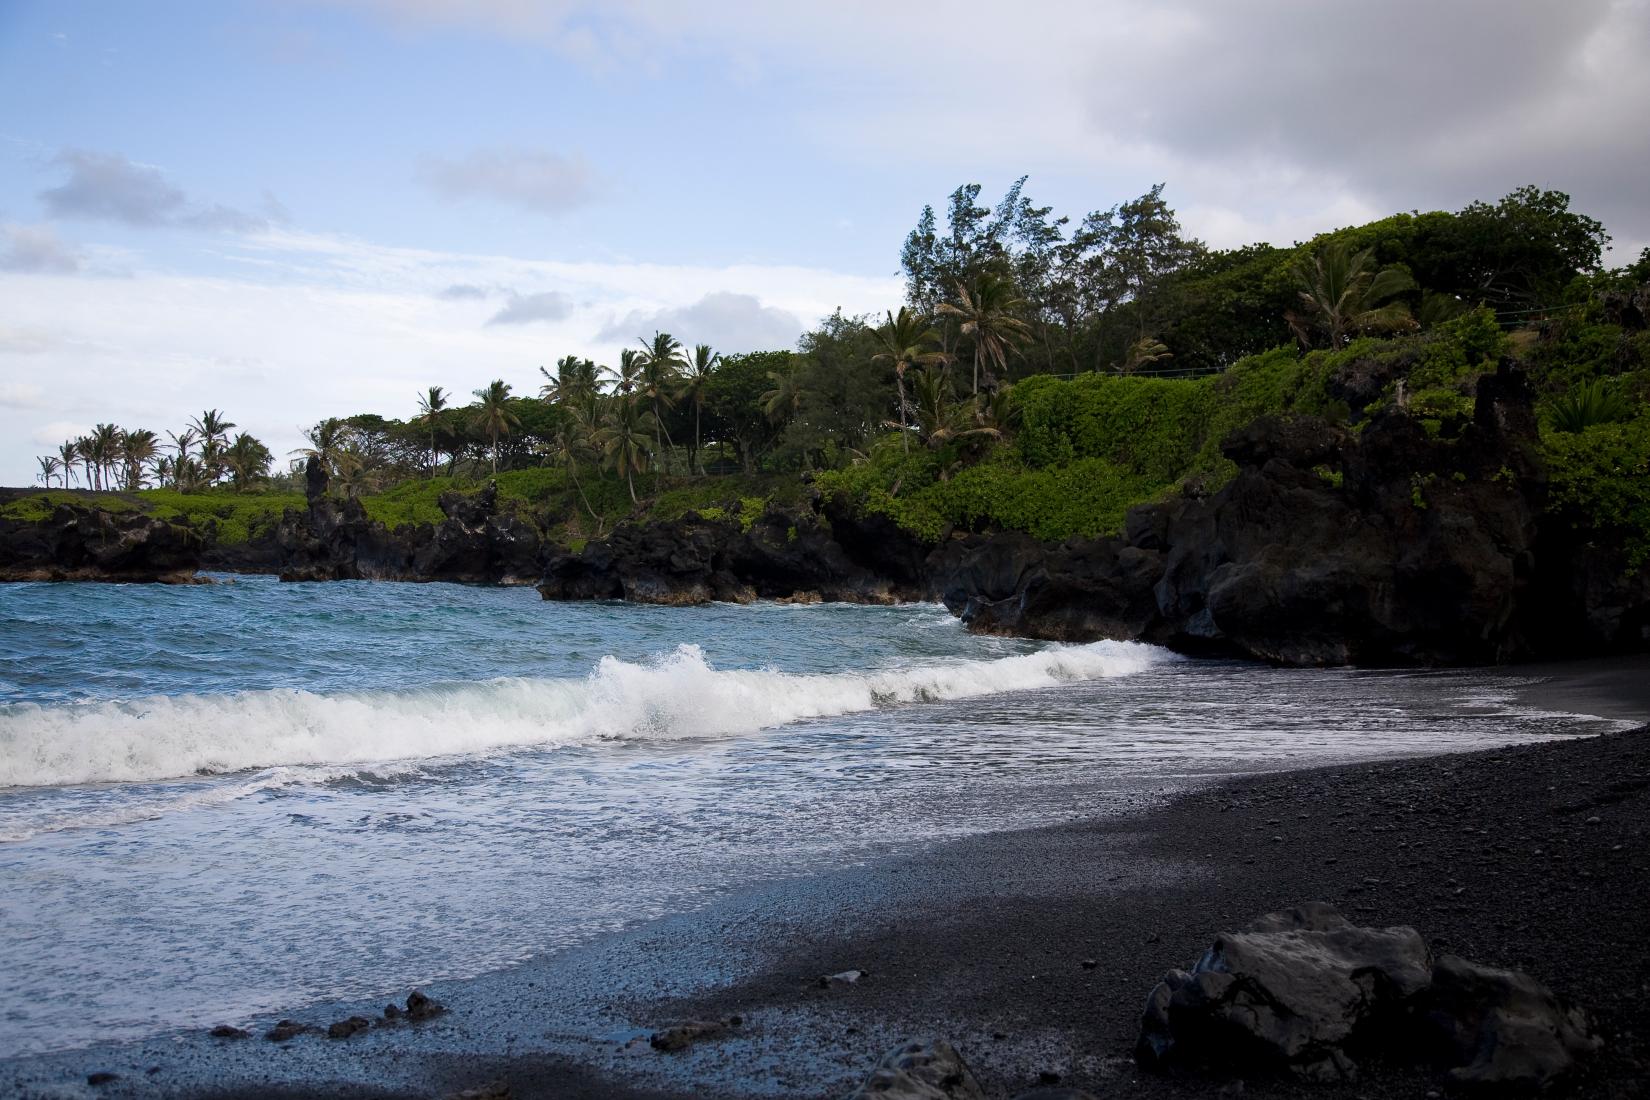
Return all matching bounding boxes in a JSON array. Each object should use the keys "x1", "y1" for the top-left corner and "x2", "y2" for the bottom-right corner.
[{"x1": 27, "y1": 182, "x2": 1645, "y2": 561}]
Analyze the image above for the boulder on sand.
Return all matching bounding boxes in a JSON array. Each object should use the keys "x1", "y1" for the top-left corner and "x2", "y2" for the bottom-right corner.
[
  {"x1": 1421, "y1": 954, "x2": 1602, "y2": 1090},
  {"x1": 842, "y1": 1039, "x2": 986, "y2": 1100},
  {"x1": 1136, "y1": 902, "x2": 1431, "y2": 1081},
  {"x1": 1137, "y1": 904, "x2": 1600, "y2": 1088}
]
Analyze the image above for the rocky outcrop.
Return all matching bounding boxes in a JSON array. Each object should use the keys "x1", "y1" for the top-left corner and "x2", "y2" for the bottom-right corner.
[
  {"x1": 940, "y1": 359, "x2": 1648, "y2": 665},
  {"x1": 0, "y1": 498, "x2": 204, "y2": 582},
  {"x1": 538, "y1": 501, "x2": 921, "y2": 607},
  {"x1": 1138, "y1": 904, "x2": 1599, "y2": 1089},
  {"x1": 275, "y1": 459, "x2": 544, "y2": 584}
]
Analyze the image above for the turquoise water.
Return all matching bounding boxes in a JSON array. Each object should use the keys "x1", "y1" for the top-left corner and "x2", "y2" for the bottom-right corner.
[{"x1": 0, "y1": 577, "x2": 1616, "y2": 1055}]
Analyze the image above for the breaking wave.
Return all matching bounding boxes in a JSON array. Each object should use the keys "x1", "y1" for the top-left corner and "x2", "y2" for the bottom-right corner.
[{"x1": 0, "y1": 641, "x2": 1171, "y2": 788}]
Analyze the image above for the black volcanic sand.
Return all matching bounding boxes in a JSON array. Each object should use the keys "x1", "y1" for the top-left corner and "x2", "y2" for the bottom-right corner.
[{"x1": 6, "y1": 680, "x2": 1649, "y2": 1099}]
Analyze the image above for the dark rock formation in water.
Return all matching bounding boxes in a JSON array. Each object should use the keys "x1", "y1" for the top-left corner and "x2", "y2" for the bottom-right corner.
[
  {"x1": 1137, "y1": 903, "x2": 1599, "y2": 1089},
  {"x1": 537, "y1": 359, "x2": 1647, "y2": 666},
  {"x1": 0, "y1": 496, "x2": 205, "y2": 583},
  {"x1": 940, "y1": 361, "x2": 1650, "y2": 665},
  {"x1": 274, "y1": 459, "x2": 543, "y2": 584},
  {"x1": 538, "y1": 499, "x2": 928, "y2": 606}
]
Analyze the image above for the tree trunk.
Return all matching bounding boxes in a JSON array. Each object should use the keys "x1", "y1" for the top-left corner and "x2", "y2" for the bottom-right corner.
[
  {"x1": 694, "y1": 401, "x2": 703, "y2": 475},
  {"x1": 626, "y1": 468, "x2": 637, "y2": 504},
  {"x1": 570, "y1": 464, "x2": 599, "y2": 523},
  {"x1": 897, "y1": 365, "x2": 909, "y2": 452}
]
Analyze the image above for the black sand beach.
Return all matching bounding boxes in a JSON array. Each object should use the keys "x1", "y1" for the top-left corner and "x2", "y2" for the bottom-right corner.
[{"x1": 6, "y1": 661, "x2": 1648, "y2": 1100}]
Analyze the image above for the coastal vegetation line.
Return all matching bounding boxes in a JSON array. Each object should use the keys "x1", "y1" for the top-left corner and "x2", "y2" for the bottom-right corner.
[{"x1": 13, "y1": 181, "x2": 1650, "y2": 566}]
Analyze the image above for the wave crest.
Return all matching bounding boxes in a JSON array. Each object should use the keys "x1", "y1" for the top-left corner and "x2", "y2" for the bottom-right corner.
[{"x1": 0, "y1": 641, "x2": 1168, "y2": 788}]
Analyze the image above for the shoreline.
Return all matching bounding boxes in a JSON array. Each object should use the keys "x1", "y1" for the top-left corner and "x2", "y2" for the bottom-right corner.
[{"x1": 3, "y1": 663, "x2": 1647, "y2": 1099}]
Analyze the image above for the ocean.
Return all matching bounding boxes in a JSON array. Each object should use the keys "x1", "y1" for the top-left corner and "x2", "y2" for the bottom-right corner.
[{"x1": 0, "y1": 576, "x2": 1618, "y2": 1056}]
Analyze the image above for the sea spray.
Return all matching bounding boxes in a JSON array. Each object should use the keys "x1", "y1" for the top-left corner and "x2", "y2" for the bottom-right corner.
[{"x1": 0, "y1": 640, "x2": 1170, "y2": 788}]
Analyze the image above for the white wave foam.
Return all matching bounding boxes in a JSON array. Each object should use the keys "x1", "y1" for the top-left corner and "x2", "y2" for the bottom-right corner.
[
  {"x1": 0, "y1": 641, "x2": 1170, "y2": 788},
  {"x1": 0, "y1": 765, "x2": 378, "y2": 842}
]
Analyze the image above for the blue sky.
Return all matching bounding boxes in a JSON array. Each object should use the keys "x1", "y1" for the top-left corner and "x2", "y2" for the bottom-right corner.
[{"x1": 2, "y1": 0, "x2": 1647, "y2": 485}]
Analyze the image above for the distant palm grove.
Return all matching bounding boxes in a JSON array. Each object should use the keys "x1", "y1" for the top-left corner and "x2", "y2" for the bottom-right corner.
[{"x1": 28, "y1": 180, "x2": 1650, "y2": 554}]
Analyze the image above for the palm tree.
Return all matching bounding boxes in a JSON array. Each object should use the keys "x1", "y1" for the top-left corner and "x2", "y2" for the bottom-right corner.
[
  {"x1": 636, "y1": 331, "x2": 684, "y2": 473},
  {"x1": 331, "y1": 446, "x2": 374, "y2": 498},
  {"x1": 761, "y1": 367, "x2": 803, "y2": 426},
  {"x1": 1121, "y1": 337, "x2": 1172, "y2": 374},
  {"x1": 1287, "y1": 241, "x2": 1416, "y2": 349},
  {"x1": 472, "y1": 379, "x2": 520, "y2": 475},
  {"x1": 550, "y1": 402, "x2": 603, "y2": 528},
  {"x1": 172, "y1": 454, "x2": 205, "y2": 493},
  {"x1": 36, "y1": 455, "x2": 61, "y2": 487},
  {"x1": 121, "y1": 429, "x2": 160, "y2": 490},
  {"x1": 92, "y1": 424, "x2": 124, "y2": 491},
  {"x1": 294, "y1": 418, "x2": 346, "y2": 476},
  {"x1": 677, "y1": 344, "x2": 719, "y2": 474},
  {"x1": 870, "y1": 308, "x2": 940, "y2": 452},
  {"x1": 74, "y1": 436, "x2": 96, "y2": 490},
  {"x1": 606, "y1": 348, "x2": 645, "y2": 397},
  {"x1": 166, "y1": 428, "x2": 197, "y2": 489},
  {"x1": 190, "y1": 410, "x2": 236, "y2": 481},
  {"x1": 937, "y1": 274, "x2": 1032, "y2": 395},
  {"x1": 539, "y1": 355, "x2": 600, "y2": 406},
  {"x1": 57, "y1": 441, "x2": 80, "y2": 488},
  {"x1": 908, "y1": 366, "x2": 1007, "y2": 452},
  {"x1": 594, "y1": 395, "x2": 655, "y2": 505},
  {"x1": 225, "y1": 432, "x2": 273, "y2": 490},
  {"x1": 416, "y1": 386, "x2": 448, "y2": 475}
]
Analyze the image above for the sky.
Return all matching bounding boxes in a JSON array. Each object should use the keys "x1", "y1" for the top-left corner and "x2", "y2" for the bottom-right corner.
[{"x1": 2, "y1": 0, "x2": 1647, "y2": 486}]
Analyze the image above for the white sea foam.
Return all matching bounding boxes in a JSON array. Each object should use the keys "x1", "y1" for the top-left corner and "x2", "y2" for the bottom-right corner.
[{"x1": 0, "y1": 641, "x2": 1170, "y2": 788}]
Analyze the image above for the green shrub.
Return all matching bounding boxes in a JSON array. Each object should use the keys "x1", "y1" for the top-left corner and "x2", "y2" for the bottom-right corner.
[
  {"x1": 1544, "y1": 413, "x2": 1650, "y2": 565},
  {"x1": 1547, "y1": 379, "x2": 1634, "y2": 433},
  {"x1": 137, "y1": 489, "x2": 301, "y2": 545}
]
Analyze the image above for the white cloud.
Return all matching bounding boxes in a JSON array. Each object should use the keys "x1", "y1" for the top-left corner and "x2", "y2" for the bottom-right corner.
[
  {"x1": 487, "y1": 290, "x2": 573, "y2": 325},
  {"x1": 30, "y1": 420, "x2": 92, "y2": 448},
  {"x1": 0, "y1": 231, "x2": 901, "y2": 484},
  {"x1": 37, "y1": 148, "x2": 271, "y2": 233},
  {"x1": 324, "y1": 0, "x2": 1650, "y2": 250},
  {"x1": 596, "y1": 291, "x2": 801, "y2": 353},
  {"x1": 419, "y1": 147, "x2": 596, "y2": 215},
  {"x1": 0, "y1": 223, "x2": 82, "y2": 274},
  {"x1": 0, "y1": 381, "x2": 46, "y2": 409}
]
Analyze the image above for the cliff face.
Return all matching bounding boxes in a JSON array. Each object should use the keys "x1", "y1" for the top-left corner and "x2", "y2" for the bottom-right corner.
[
  {"x1": 0, "y1": 499, "x2": 206, "y2": 583},
  {"x1": 533, "y1": 361, "x2": 1648, "y2": 666},
  {"x1": 271, "y1": 462, "x2": 544, "y2": 585},
  {"x1": 937, "y1": 362, "x2": 1647, "y2": 664}
]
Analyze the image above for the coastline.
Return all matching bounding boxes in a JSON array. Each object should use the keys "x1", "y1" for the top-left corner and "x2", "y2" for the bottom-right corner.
[{"x1": 4, "y1": 661, "x2": 1647, "y2": 1099}]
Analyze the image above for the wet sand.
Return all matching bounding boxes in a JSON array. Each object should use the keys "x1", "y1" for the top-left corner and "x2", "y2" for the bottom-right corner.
[{"x1": 5, "y1": 658, "x2": 1648, "y2": 1100}]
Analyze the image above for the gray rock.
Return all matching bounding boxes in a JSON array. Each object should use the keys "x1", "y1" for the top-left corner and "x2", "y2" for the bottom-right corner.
[
  {"x1": 327, "y1": 1015, "x2": 371, "y2": 1039},
  {"x1": 265, "y1": 1019, "x2": 309, "y2": 1041},
  {"x1": 1137, "y1": 903, "x2": 1431, "y2": 1080},
  {"x1": 405, "y1": 989, "x2": 446, "y2": 1021},
  {"x1": 1422, "y1": 954, "x2": 1601, "y2": 1089},
  {"x1": 1010, "y1": 1091, "x2": 1100, "y2": 1100},
  {"x1": 843, "y1": 1039, "x2": 986, "y2": 1100},
  {"x1": 650, "y1": 1018, "x2": 732, "y2": 1053},
  {"x1": 821, "y1": 969, "x2": 865, "y2": 987}
]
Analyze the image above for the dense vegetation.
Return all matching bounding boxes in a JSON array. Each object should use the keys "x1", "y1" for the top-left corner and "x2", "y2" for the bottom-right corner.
[{"x1": 22, "y1": 182, "x2": 1650, "y2": 561}]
